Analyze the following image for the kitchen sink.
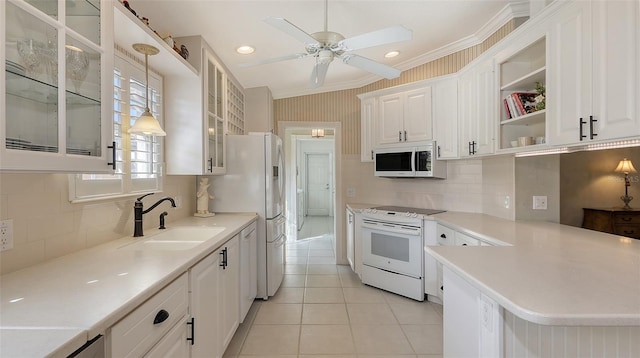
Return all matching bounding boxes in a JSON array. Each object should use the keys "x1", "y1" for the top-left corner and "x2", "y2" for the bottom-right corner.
[{"x1": 120, "y1": 226, "x2": 226, "y2": 251}]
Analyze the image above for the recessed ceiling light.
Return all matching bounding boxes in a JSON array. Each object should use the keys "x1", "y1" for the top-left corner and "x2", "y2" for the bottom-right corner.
[
  {"x1": 385, "y1": 51, "x2": 400, "y2": 58},
  {"x1": 236, "y1": 45, "x2": 255, "y2": 55}
]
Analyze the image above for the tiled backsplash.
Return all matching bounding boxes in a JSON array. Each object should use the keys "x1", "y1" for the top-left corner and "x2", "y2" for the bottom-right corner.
[
  {"x1": 0, "y1": 174, "x2": 195, "y2": 274},
  {"x1": 343, "y1": 154, "x2": 515, "y2": 220}
]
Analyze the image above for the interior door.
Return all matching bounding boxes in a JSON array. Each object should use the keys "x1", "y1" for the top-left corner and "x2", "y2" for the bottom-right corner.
[{"x1": 306, "y1": 153, "x2": 331, "y2": 216}]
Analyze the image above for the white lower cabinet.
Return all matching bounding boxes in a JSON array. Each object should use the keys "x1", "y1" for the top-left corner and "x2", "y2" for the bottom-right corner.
[
  {"x1": 108, "y1": 274, "x2": 189, "y2": 358},
  {"x1": 143, "y1": 314, "x2": 191, "y2": 358},
  {"x1": 190, "y1": 235, "x2": 240, "y2": 358},
  {"x1": 239, "y1": 222, "x2": 257, "y2": 323}
]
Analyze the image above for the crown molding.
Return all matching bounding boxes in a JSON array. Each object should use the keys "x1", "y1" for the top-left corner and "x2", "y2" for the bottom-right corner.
[{"x1": 272, "y1": 1, "x2": 529, "y2": 100}]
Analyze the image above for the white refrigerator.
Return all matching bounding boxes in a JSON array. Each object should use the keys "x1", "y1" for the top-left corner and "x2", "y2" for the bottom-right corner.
[{"x1": 210, "y1": 133, "x2": 285, "y2": 299}]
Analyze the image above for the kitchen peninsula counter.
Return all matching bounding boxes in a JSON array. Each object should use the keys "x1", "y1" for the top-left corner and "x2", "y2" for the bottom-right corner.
[
  {"x1": 0, "y1": 213, "x2": 257, "y2": 358},
  {"x1": 428, "y1": 212, "x2": 640, "y2": 326},
  {"x1": 427, "y1": 212, "x2": 640, "y2": 356}
]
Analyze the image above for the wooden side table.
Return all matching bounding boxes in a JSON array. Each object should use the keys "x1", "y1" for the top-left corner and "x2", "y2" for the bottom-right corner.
[{"x1": 582, "y1": 208, "x2": 640, "y2": 239}]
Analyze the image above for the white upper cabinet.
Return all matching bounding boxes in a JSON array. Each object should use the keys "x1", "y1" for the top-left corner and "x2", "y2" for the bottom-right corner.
[
  {"x1": 375, "y1": 86, "x2": 432, "y2": 147},
  {"x1": 431, "y1": 75, "x2": 458, "y2": 159},
  {"x1": 360, "y1": 96, "x2": 375, "y2": 162},
  {"x1": 548, "y1": 0, "x2": 640, "y2": 145},
  {"x1": 496, "y1": 35, "x2": 547, "y2": 152},
  {"x1": 458, "y1": 59, "x2": 495, "y2": 157},
  {"x1": 166, "y1": 36, "x2": 242, "y2": 175},
  {"x1": 1, "y1": 0, "x2": 114, "y2": 172}
]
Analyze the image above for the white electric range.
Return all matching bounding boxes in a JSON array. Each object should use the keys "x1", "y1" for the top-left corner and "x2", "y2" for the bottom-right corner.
[{"x1": 359, "y1": 206, "x2": 445, "y2": 301}]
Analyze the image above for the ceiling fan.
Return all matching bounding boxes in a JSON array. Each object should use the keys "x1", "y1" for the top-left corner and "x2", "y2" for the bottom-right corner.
[{"x1": 239, "y1": 0, "x2": 413, "y2": 88}]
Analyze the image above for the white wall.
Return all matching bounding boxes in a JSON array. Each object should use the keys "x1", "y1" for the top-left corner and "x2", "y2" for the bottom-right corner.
[{"x1": 0, "y1": 173, "x2": 196, "y2": 274}]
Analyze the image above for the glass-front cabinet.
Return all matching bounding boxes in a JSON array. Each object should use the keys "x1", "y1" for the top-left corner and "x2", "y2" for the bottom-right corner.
[
  {"x1": 205, "y1": 51, "x2": 225, "y2": 175},
  {"x1": 1, "y1": 0, "x2": 113, "y2": 172}
]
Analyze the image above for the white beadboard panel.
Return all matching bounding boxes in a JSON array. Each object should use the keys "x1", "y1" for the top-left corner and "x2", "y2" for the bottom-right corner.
[{"x1": 503, "y1": 310, "x2": 640, "y2": 358}]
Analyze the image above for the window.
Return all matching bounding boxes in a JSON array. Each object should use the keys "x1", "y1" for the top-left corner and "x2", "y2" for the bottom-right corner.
[{"x1": 69, "y1": 52, "x2": 163, "y2": 202}]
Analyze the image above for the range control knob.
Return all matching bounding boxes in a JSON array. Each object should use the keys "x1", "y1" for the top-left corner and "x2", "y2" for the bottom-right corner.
[
  {"x1": 405, "y1": 212, "x2": 411, "y2": 217},
  {"x1": 412, "y1": 213, "x2": 418, "y2": 218},
  {"x1": 372, "y1": 209, "x2": 377, "y2": 213}
]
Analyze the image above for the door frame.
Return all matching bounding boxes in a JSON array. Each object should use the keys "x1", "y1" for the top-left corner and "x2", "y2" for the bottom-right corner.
[
  {"x1": 279, "y1": 121, "x2": 344, "y2": 265},
  {"x1": 304, "y1": 151, "x2": 333, "y2": 217}
]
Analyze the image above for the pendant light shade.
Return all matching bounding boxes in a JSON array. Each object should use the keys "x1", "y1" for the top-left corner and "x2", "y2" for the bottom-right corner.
[{"x1": 128, "y1": 43, "x2": 166, "y2": 136}]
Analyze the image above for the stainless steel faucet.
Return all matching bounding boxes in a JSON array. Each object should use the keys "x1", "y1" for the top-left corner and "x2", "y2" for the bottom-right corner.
[{"x1": 133, "y1": 193, "x2": 176, "y2": 237}]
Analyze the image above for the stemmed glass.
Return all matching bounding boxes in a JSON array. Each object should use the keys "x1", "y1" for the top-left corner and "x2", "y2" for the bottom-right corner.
[
  {"x1": 17, "y1": 39, "x2": 42, "y2": 77},
  {"x1": 66, "y1": 46, "x2": 89, "y2": 93}
]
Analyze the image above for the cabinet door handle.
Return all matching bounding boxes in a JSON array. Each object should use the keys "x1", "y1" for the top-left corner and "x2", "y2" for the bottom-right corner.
[
  {"x1": 623, "y1": 230, "x2": 635, "y2": 235},
  {"x1": 220, "y1": 247, "x2": 228, "y2": 269},
  {"x1": 208, "y1": 158, "x2": 213, "y2": 173},
  {"x1": 621, "y1": 217, "x2": 632, "y2": 222},
  {"x1": 371, "y1": 150, "x2": 374, "y2": 161},
  {"x1": 437, "y1": 145, "x2": 441, "y2": 158},
  {"x1": 107, "y1": 141, "x2": 116, "y2": 170},
  {"x1": 589, "y1": 115, "x2": 597, "y2": 140},
  {"x1": 187, "y1": 317, "x2": 195, "y2": 345},
  {"x1": 468, "y1": 141, "x2": 472, "y2": 156},
  {"x1": 404, "y1": 130, "x2": 407, "y2": 142},
  {"x1": 579, "y1": 117, "x2": 587, "y2": 141},
  {"x1": 471, "y1": 141, "x2": 477, "y2": 155},
  {"x1": 399, "y1": 131, "x2": 402, "y2": 142},
  {"x1": 153, "y1": 309, "x2": 170, "y2": 324},
  {"x1": 462, "y1": 243, "x2": 468, "y2": 246}
]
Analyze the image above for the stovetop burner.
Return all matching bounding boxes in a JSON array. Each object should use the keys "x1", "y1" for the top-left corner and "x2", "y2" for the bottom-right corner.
[{"x1": 373, "y1": 206, "x2": 446, "y2": 216}]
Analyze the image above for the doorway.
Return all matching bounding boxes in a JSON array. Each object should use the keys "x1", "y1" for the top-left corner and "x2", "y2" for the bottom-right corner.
[{"x1": 279, "y1": 121, "x2": 344, "y2": 265}]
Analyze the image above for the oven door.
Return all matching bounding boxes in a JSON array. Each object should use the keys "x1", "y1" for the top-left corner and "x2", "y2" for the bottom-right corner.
[{"x1": 361, "y1": 218, "x2": 423, "y2": 278}]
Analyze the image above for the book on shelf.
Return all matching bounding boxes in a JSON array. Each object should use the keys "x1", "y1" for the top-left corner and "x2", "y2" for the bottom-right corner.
[{"x1": 502, "y1": 92, "x2": 539, "y2": 120}]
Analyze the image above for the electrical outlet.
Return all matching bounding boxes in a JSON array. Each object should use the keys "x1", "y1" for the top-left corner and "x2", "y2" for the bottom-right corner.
[
  {"x1": 175, "y1": 195, "x2": 183, "y2": 209},
  {"x1": 346, "y1": 188, "x2": 356, "y2": 198},
  {"x1": 1, "y1": 219, "x2": 14, "y2": 252},
  {"x1": 533, "y1": 196, "x2": 547, "y2": 210}
]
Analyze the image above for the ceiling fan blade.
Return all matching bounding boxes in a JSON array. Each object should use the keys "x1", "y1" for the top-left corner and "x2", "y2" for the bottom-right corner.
[
  {"x1": 238, "y1": 53, "x2": 308, "y2": 67},
  {"x1": 310, "y1": 61, "x2": 330, "y2": 88},
  {"x1": 264, "y1": 17, "x2": 320, "y2": 46},
  {"x1": 338, "y1": 25, "x2": 412, "y2": 51},
  {"x1": 341, "y1": 54, "x2": 401, "y2": 79}
]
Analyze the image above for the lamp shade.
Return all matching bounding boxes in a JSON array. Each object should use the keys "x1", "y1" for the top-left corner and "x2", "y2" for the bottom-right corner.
[
  {"x1": 615, "y1": 158, "x2": 637, "y2": 174},
  {"x1": 129, "y1": 108, "x2": 167, "y2": 136}
]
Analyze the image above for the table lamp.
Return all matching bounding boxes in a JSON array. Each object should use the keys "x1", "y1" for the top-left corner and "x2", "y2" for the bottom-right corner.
[{"x1": 615, "y1": 158, "x2": 637, "y2": 209}]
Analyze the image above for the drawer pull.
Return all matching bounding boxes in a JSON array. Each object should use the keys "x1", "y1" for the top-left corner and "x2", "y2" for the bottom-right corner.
[
  {"x1": 153, "y1": 309, "x2": 170, "y2": 325},
  {"x1": 621, "y1": 217, "x2": 632, "y2": 222},
  {"x1": 440, "y1": 234, "x2": 446, "y2": 238},
  {"x1": 623, "y1": 230, "x2": 635, "y2": 235},
  {"x1": 462, "y1": 243, "x2": 468, "y2": 246}
]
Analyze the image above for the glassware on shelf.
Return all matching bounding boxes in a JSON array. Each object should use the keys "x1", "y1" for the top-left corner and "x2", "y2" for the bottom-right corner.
[
  {"x1": 66, "y1": 45, "x2": 89, "y2": 92},
  {"x1": 17, "y1": 39, "x2": 42, "y2": 77}
]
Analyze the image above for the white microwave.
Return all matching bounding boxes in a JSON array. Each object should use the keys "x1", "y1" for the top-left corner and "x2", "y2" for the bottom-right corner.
[{"x1": 374, "y1": 142, "x2": 446, "y2": 178}]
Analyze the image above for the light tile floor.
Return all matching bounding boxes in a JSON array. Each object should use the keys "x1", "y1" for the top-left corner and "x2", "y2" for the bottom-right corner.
[{"x1": 223, "y1": 227, "x2": 444, "y2": 358}]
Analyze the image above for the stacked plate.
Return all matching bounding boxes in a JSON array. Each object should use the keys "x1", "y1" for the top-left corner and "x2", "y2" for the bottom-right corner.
[{"x1": 5, "y1": 60, "x2": 25, "y2": 76}]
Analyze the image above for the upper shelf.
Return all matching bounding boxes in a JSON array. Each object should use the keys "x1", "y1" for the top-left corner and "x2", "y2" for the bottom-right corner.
[{"x1": 113, "y1": 1, "x2": 197, "y2": 78}]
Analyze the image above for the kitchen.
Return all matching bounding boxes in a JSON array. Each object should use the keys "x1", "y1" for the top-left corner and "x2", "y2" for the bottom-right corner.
[{"x1": 2, "y1": 0, "x2": 640, "y2": 357}]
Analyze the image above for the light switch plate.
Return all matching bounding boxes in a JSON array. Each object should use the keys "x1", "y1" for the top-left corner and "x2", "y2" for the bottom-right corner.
[
  {"x1": 1, "y1": 219, "x2": 14, "y2": 252},
  {"x1": 533, "y1": 196, "x2": 547, "y2": 210}
]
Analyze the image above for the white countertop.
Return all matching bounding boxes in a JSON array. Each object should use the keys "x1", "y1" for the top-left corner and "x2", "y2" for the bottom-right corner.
[
  {"x1": 346, "y1": 203, "x2": 377, "y2": 212},
  {"x1": 0, "y1": 213, "x2": 257, "y2": 358},
  {"x1": 427, "y1": 212, "x2": 640, "y2": 326}
]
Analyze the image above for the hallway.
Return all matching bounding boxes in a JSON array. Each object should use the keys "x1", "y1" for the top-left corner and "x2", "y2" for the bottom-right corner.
[{"x1": 222, "y1": 218, "x2": 444, "y2": 358}]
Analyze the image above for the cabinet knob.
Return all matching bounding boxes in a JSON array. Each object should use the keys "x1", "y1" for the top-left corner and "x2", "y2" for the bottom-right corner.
[
  {"x1": 153, "y1": 309, "x2": 170, "y2": 324},
  {"x1": 440, "y1": 234, "x2": 446, "y2": 238}
]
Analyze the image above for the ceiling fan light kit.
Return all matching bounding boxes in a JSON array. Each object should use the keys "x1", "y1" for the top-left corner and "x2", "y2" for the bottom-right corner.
[{"x1": 241, "y1": 0, "x2": 412, "y2": 88}]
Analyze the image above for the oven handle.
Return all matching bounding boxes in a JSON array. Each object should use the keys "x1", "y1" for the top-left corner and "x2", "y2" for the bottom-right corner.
[{"x1": 362, "y1": 221, "x2": 422, "y2": 236}]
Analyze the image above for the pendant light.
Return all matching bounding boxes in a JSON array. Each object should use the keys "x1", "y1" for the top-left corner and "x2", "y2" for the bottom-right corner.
[{"x1": 128, "y1": 43, "x2": 166, "y2": 136}]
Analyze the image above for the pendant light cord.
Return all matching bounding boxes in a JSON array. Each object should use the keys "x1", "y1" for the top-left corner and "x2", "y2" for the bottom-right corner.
[{"x1": 144, "y1": 52, "x2": 150, "y2": 112}]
